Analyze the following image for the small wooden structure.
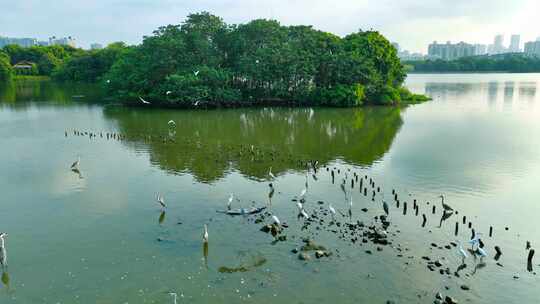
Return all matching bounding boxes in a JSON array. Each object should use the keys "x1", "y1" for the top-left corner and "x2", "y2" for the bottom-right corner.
[{"x1": 13, "y1": 61, "x2": 35, "y2": 74}]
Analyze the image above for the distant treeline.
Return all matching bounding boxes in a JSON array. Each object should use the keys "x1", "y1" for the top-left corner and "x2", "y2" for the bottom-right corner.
[
  {"x1": 1, "y1": 12, "x2": 429, "y2": 107},
  {"x1": 405, "y1": 54, "x2": 540, "y2": 73}
]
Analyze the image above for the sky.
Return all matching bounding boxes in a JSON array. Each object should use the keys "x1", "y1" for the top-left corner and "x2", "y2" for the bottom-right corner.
[{"x1": 1, "y1": 0, "x2": 540, "y2": 52}]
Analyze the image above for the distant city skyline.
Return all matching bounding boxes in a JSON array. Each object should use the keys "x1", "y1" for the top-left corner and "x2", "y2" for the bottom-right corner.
[{"x1": 1, "y1": 0, "x2": 539, "y2": 51}]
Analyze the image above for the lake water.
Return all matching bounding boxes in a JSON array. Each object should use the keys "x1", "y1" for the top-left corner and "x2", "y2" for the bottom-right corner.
[{"x1": 0, "y1": 74, "x2": 539, "y2": 303}]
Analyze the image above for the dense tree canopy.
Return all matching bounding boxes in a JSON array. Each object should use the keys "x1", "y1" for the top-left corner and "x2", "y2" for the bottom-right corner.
[
  {"x1": 0, "y1": 51, "x2": 13, "y2": 81},
  {"x1": 406, "y1": 54, "x2": 540, "y2": 73},
  {"x1": 2, "y1": 12, "x2": 426, "y2": 107},
  {"x1": 103, "y1": 12, "x2": 421, "y2": 107}
]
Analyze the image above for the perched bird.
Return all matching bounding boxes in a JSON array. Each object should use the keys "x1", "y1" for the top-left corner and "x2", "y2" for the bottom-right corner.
[
  {"x1": 328, "y1": 204, "x2": 336, "y2": 217},
  {"x1": 468, "y1": 232, "x2": 482, "y2": 249},
  {"x1": 296, "y1": 201, "x2": 303, "y2": 211},
  {"x1": 194, "y1": 70, "x2": 200, "y2": 76},
  {"x1": 194, "y1": 100, "x2": 200, "y2": 106},
  {"x1": 271, "y1": 215, "x2": 281, "y2": 226},
  {"x1": 168, "y1": 120, "x2": 176, "y2": 127},
  {"x1": 382, "y1": 201, "x2": 389, "y2": 215},
  {"x1": 139, "y1": 96, "x2": 151, "y2": 104},
  {"x1": 299, "y1": 188, "x2": 307, "y2": 199},
  {"x1": 156, "y1": 193, "x2": 166, "y2": 209},
  {"x1": 439, "y1": 195, "x2": 454, "y2": 212},
  {"x1": 166, "y1": 91, "x2": 172, "y2": 95},
  {"x1": 70, "y1": 156, "x2": 80, "y2": 169},
  {"x1": 0, "y1": 232, "x2": 7, "y2": 268},
  {"x1": 106, "y1": 79, "x2": 111, "y2": 84},
  {"x1": 227, "y1": 193, "x2": 234, "y2": 210},
  {"x1": 476, "y1": 246, "x2": 488, "y2": 259},
  {"x1": 203, "y1": 224, "x2": 209, "y2": 243},
  {"x1": 268, "y1": 167, "x2": 276, "y2": 179},
  {"x1": 300, "y1": 209, "x2": 309, "y2": 219},
  {"x1": 169, "y1": 292, "x2": 178, "y2": 304},
  {"x1": 457, "y1": 241, "x2": 468, "y2": 261}
]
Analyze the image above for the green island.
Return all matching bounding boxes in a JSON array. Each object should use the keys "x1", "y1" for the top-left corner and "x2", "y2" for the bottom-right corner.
[
  {"x1": 1, "y1": 12, "x2": 429, "y2": 107},
  {"x1": 405, "y1": 53, "x2": 540, "y2": 73}
]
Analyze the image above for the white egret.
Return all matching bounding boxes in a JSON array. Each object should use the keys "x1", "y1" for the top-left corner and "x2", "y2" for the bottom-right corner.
[
  {"x1": 296, "y1": 201, "x2": 303, "y2": 211},
  {"x1": 166, "y1": 91, "x2": 172, "y2": 95},
  {"x1": 169, "y1": 292, "x2": 178, "y2": 304},
  {"x1": 439, "y1": 195, "x2": 454, "y2": 212},
  {"x1": 168, "y1": 120, "x2": 176, "y2": 127},
  {"x1": 468, "y1": 232, "x2": 482, "y2": 249},
  {"x1": 106, "y1": 79, "x2": 111, "y2": 84},
  {"x1": 271, "y1": 215, "x2": 281, "y2": 226},
  {"x1": 194, "y1": 70, "x2": 200, "y2": 76},
  {"x1": 194, "y1": 100, "x2": 200, "y2": 106},
  {"x1": 0, "y1": 232, "x2": 7, "y2": 267},
  {"x1": 457, "y1": 241, "x2": 468, "y2": 261},
  {"x1": 227, "y1": 193, "x2": 234, "y2": 210},
  {"x1": 139, "y1": 96, "x2": 151, "y2": 104},
  {"x1": 476, "y1": 247, "x2": 488, "y2": 259},
  {"x1": 299, "y1": 188, "x2": 307, "y2": 199},
  {"x1": 268, "y1": 167, "x2": 276, "y2": 179},
  {"x1": 70, "y1": 156, "x2": 80, "y2": 169},
  {"x1": 328, "y1": 204, "x2": 336, "y2": 217},
  {"x1": 300, "y1": 209, "x2": 309, "y2": 219},
  {"x1": 156, "y1": 193, "x2": 166, "y2": 209},
  {"x1": 203, "y1": 224, "x2": 209, "y2": 243}
]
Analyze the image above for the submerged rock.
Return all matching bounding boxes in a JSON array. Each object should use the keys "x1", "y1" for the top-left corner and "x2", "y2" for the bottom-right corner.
[{"x1": 298, "y1": 253, "x2": 311, "y2": 261}]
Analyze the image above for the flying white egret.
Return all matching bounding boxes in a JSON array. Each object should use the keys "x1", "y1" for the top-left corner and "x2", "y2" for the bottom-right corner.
[
  {"x1": 0, "y1": 232, "x2": 7, "y2": 268},
  {"x1": 203, "y1": 224, "x2": 209, "y2": 243},
  {"x1": 268, "y1": 167, "x2": 276, "y2": 179},
  {"x1": 271, "y1": 215, "x2": 281, "y2": 226},
  {"x1": 227, "y1": 193, "x2": 234, "y2": 210},
  {"x1": 139, "y1": 96, "x2": 151, "y2": 104},
  {"x1": 194, "y1": 70, "x2": 200, "y2": 76},
  {"x1": 156, "y1": 193, "x2": 166, "y2": 209},
  {"x1": 169, "y1": 292, "x2": 178, "y2": 304},
  {"x1": 70, "y1": 156, "x2": 80, "y2": 169},
  {"x1": 439, "y1": 195, "x2": 454, "y2": 212}
]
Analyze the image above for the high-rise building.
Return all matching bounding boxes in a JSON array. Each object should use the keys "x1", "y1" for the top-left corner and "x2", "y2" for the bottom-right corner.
[
  {"x1": 0, "y1": 36, "x2": 37, "y2": 48},
  {"x1": 90, "y1": 43, "x2": 103, "y2": 50},
  {"x1": 509, "y1": 35, "x2": 521, "y2": 53},
  {"x1": 48, "y1": 36, "x2": 76, "y2": 47},
  {"x1": 428, "y1": 41, "x2": 475, "y2": 60},
  {"x1": 524, "y1": 40, "x2": 540, "y2": 56},
  {"x1": 489, "y1": 34, "x2": 505, "y2": 54},
  {"x1": 473, "y1": 44, "x2": 487, "y2": 56}
]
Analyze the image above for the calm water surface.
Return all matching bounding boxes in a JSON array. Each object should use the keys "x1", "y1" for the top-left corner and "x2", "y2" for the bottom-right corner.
[{"x1": 0, "y1": 74, "x2": 539, "y2": 303}]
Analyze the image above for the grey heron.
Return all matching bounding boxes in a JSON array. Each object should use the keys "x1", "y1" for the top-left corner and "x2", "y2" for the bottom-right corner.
[
  {"x1": 382, "y1": 201, "x2": 389, "y2": 216},
  {"x1": 439, "y1": 195, "x2": 454, "y2": 212},
  {"x1": 70, "y1": 156, "x2": 80, "y2": 169}
]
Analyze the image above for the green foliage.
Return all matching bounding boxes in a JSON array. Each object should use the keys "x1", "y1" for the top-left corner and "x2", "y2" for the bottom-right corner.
[
  {"x1": 2, "y1": 44, "x2": 79, "y2": 76},
  {"x1": 405, "y1": 54, "x2": 540, "y2": 73},
  {"x1": 0, "y1": 51, "x2": 13, "y2": 81},
  {"x1": 53, "y1": 42, "x2": 128, "y2": 82},
  {"x1": 101, "y1": 12, "x2": 417, "y2": 107}
]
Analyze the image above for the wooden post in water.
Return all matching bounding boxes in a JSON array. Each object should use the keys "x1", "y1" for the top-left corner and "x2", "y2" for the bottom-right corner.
[
  {"x1": 454, "y1": 222, "x2": 459, "y2": 236},
  {"x1": 432, "y1": 205, "x2": 436, "y2": 214},
  {"x1": 468, "y1": 222, "x2": 472, "y2": 229},
  {"x1": 364, "y1": 188, "x2": 367, "y2": 196},
  {"x1": 462, "y1": 216, "x2": 466, "y2": 224},
  {"x1": 403, "y1": 202, "x2": 407, "y2": 215},
  {"x1": 489, "y1": 226, "x2": 493, "y2": 237},
  {"x1": 415, "y1": 205, "x2": 419, "y2": 216},
  {"x1": 351, "y1": 179, "x2": 354, "y2": 189},
  {"x1": 422, "y1": 214, "x2": 427, "y2": 227},
  {"x1": 528, "y1": 249, "x2": 535, "y2": 265}
]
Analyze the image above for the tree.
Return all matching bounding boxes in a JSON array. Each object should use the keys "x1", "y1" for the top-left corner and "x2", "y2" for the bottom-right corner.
[{"x1": 0, "y1": 51, "x2": 13, "y2": 81}]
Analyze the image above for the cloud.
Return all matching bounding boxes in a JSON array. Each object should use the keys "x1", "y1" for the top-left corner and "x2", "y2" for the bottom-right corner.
[{"x1": 1, "y1": 0, "x2": 538, "y2": 51}]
